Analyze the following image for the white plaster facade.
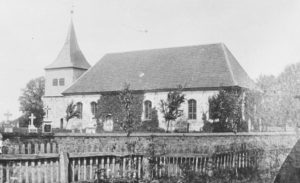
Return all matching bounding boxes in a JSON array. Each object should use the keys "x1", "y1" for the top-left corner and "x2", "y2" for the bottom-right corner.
[
  {"x1": 142, "y1": 90, "x2": 218, "y2": 131},
  {"x1": 43, "y1": 94, "x2": 100, "y2": 129},
  {"x1": 45, "y1": 68, "x2": 86, "y2": 96},
  {"x1": 43, "y1": 90, "x2": 218, "y2": 131}
]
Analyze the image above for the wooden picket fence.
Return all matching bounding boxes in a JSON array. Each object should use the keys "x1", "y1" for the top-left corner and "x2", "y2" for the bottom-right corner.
[
  {"x1": 4, "y1": 142, "x2": 58, "y2": 154},
  {"x1": 0, "y1": 149, "x2": 263, "y2": 183},
  {"x1": 0, "y1": 140, "x2": 268, "y2": 183}
]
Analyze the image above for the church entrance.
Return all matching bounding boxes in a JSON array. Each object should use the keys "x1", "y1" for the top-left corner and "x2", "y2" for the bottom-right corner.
[
  {"x1": 103, "y1": 114, "x2": 113, "y2": 132},
  {"x1": 60, "y1": 118, "x2": 64, "y2": 129}
]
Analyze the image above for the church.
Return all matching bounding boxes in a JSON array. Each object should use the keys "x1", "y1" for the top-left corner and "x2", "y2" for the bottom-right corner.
[{"x1": 43, "y1": 19, "x2": 256, "y2": 131}]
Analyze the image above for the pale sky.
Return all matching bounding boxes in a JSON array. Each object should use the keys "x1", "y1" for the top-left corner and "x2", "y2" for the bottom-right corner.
[{"x1": 0, "y1": 0, "x2": 300, "y2": 120}]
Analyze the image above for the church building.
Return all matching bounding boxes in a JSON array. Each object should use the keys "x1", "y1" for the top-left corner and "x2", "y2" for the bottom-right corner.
[{"x1": 43, "y1": 19, "x2": 255, "y2": 131}]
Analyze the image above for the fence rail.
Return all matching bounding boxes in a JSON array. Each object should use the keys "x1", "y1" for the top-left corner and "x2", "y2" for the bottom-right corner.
[
  {"x1": 0, "y1": 148, "x2": 266, "y2": 183},
  {"x1": 4, "y1": 142, "x2": 58, "y2": 154}
]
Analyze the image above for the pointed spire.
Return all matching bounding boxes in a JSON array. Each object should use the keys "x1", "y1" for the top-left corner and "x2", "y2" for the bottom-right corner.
[{"x1": 45, "y1": 17, "x2": 90, "y2": 70}]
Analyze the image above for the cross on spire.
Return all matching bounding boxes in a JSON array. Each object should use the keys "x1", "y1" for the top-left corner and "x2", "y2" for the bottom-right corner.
[
  {"x1": 4, "y1": 111, "x2": 12, "y2": 123},
  {"x1": 29, "y1": 113, "x2": 36, "y2": 126},
  {"x1": 70, "y1": 0, "x2": 75, "y2": 15}
]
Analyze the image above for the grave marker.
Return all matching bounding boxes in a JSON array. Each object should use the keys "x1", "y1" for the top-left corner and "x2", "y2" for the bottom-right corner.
[{"x1": 28, "y1": 113, "x2": 38, "y2": 133}]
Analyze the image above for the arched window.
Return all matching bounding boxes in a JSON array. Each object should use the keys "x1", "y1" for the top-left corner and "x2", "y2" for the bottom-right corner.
[
  {"x1": 144, "y1": 100, "x2": 152, "y2": 120},
  {"x1": 90, "y1": 102, "x2": 97, "y2": 117},
  {"x1": 76, "y1": 102, "x2": 83, "y2": 119},
  {"x1": 188, "y1": 99, "x2": 197, "y2": 120}
]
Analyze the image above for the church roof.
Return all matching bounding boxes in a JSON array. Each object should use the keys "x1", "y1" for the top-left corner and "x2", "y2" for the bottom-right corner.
[
  {"x1": 45, "y1": 20, "x2": 90, "y2": 70},
  {"x1": 63, "y1": 43, "x2": 256, "y2": 95}
]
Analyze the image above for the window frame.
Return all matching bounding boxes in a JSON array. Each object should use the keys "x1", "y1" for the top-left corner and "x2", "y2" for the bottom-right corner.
[
  {"x1": 144, "y1": 100, "x2": 152, "y2": 120},
  {"x1": 90, "y1": 102, "x2": 97, "y2": 117},
  {"x1": 188, "y1": 99, "x2": 197, "y2": 120},
  {"x1": 52, "y1": 79, "x2": 58, "y2": 86},
  {"x1": 76, "y1": 102, "x2": 83, "y2": 119},
  {"x1": 59, "y1": 78, "x2": 65, "y2": 86}
]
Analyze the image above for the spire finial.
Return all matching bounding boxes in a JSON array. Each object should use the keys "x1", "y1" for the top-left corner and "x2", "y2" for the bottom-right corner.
[{"x1": 70, "y1": 1, "x2": 74, "y2": 16}]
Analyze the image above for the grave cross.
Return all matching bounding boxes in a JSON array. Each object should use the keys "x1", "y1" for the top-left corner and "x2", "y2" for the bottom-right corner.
[
  {"x1": 44, "y1": 106, "x2": 51, "y2": 119},
  {"x1": 29, "y1": 113, "x2": 36, "y2": 127},
  {"x1": 4, "y1": 111, "x2": 12, "y2": 123}
]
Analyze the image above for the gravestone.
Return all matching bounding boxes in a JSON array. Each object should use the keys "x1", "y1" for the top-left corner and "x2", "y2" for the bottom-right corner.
[
  {"x1": 3, "y1": 124, "x2": 13, "y2": 133},
  {"x1": 28, "y1": 113, "x2": 38, "y2": 133},
  {"x1": 42, "y1": 120, "x2": 52, "y2": 133}
]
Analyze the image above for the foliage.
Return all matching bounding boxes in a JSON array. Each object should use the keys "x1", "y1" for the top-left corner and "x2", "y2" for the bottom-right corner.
[
  {"x1": 144, "y1": 136, "x2": 167, "y2": 181},
  {"x1": 96, "y1": 84, "x2": 144, "y2": 135},
  {"x1": 160, "y1": 85, "x2": 185, "y2": 132},
  {"x1": 138, "y1": 108, "x2": 165, "y2": 132},
  {"x1": 201, "y1": 113, "x2": 213, "y2": 132},
  {"x1": 19, "y1": 76, "x2": 45, "y2": 127},
  {"x1": 208, "y1": 88, "x2": 244, "y2": 133},
  {"x1": 173, "y1": 117, "x2": 188, "y2": 133},
  {"x1": 245, "y1": 64, "x2": 300, "y2": 131},
  {"x1": 65, "y1": 101, "x2": 81, "y2": 128}
]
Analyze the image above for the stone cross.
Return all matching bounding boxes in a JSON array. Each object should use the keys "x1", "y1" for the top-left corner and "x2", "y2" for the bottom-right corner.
[
  {"x1": 29, "y1": 113, "x2": 36, "y2": 127},
  {"x1": 4, "y1": 111, "x2": 12, "y2": 123},
  {"x1": 44, "y1": 106, "x2": 51, "y2": 119}
]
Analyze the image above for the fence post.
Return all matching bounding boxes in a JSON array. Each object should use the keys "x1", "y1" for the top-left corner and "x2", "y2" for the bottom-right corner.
[{"x1": 59, "y1": 152, "x2": 69, "y2": 183}]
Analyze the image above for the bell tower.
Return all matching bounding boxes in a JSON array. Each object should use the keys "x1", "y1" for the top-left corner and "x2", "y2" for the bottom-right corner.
[{"x1": 44, "y1": 16, "x2": 90, "y2": 97}]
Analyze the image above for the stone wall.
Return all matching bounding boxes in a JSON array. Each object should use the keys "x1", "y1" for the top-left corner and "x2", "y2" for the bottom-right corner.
[
  {"x1": 54, "y1": 132, "x2": 297, "y2": 154},
  {"x1": 4, "y1": 132, "x2": 298, "y2": 176}
]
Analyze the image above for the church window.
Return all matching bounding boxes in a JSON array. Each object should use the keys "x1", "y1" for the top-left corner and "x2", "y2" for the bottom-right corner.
[
  {"x1": 59, "y1": 78, "x2": 65, "y2": 86},
  {"x1": 76, "y1": 102, "x2": 83, "y2": 119},
  {"x1": 144, "y1": 100, "x2": 152, "y2": 120},
  {"x1": 188, "y1": 99, "x2": 197, "y2": 120},
  {"x1": 91, "y1": 102, "x2": 97, "y2": 117},
  {"x1": 52, "y1": 79, "x2": 58, "y2": 86}
]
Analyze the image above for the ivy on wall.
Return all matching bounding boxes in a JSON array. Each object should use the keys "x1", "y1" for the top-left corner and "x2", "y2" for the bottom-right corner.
[{"x1": 96, "y1": 92, "x2": 144, "y2": 132}]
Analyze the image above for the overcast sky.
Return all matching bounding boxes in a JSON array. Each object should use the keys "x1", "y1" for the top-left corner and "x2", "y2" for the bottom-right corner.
[{"x1": 0, "y1": 0, "x2": 300, "y2": 120}]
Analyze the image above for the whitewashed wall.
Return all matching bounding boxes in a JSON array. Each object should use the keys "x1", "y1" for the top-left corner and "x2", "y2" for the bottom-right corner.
[
  {"x1": 43, "y1": 94, "x2": 100, "y2": 129},
  {"x1": 43, "y1": 90, "x2": 218, "y2": 131},
  {"x1": 143, "y1": 90, "x2": 218, "y2": 131}
]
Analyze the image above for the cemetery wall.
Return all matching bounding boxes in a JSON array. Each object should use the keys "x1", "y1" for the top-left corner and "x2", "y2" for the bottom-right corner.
[
  {"x1": 54, "y1": 132, "x2": 297, "y2": 154},
  {"x1": 4, "y1": 132, "x2": 296, "y2": 154}
]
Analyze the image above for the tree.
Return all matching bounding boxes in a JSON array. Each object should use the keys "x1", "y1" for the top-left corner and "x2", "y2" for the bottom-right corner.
[
  {"x1": 19, "y1": 76, "x2": 45, "y2": 127},
  {"x1": 160, "y1": 85, "x2": 185, "y2": 132},
  {"x1": 209, "y1": 88, "x2": 243, "y2": 133},
  {"x1": 119, "y1": 83, "x2": 142, "y2": 136},
  {"x1": 96, "y1": 84, "x2": 143, "y2": 134},
  {"x1": 249, "y1": 66, "x2": 300, "y2": 131},
  {"x1": 65, "y1": 101, "x2": 81, "y2": 128}
]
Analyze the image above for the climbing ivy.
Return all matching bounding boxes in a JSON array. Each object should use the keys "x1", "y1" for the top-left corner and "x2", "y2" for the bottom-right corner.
[{"x1": 96, "y1": 90, "x2": 144, "y2": 133}]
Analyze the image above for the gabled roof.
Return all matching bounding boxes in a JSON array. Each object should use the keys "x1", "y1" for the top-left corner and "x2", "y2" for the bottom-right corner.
[
  {"x1": 45, "y1": 20, "x2": 90, "y2": 70},
  {"x1": 63, "y1": 43, "x2": 256, "y2": 95}
]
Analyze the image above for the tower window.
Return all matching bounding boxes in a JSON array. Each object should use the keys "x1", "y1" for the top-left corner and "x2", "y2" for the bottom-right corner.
[
  {"x1": 59, "y1": 78, "x2": 65, "y2": 86},
  {"x1": 76, "y1": 102, "x2": 83, "y2": 119},
  {"x1": 144, "y1": 100, "x2": 152, "y2": 120},
  {"x1": 52, "y1": 79, "x2": 58, "y2": 86},
  {"x1": 90, "y1": 102, "x2": 97, "y2": 117},
  {"x1": 188, "y1": 99, "x2": 197, "y2": 120}
]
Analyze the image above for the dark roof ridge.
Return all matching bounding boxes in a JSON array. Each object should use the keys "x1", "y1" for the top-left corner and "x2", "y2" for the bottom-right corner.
[{"x1": 104, "y1": 42, "x2": 224, "y2": 56}]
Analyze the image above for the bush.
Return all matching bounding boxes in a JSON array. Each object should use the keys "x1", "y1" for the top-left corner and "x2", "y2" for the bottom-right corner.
[
  {"x1": 201, "y1": 113, "x2": 213, "y2": 132},
  {"x1": 137, "y1": 108, "x2": 166, "y2": 133},
  {"x1": 174, "y1": 117, "x2": 188, "y2": 133}
]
